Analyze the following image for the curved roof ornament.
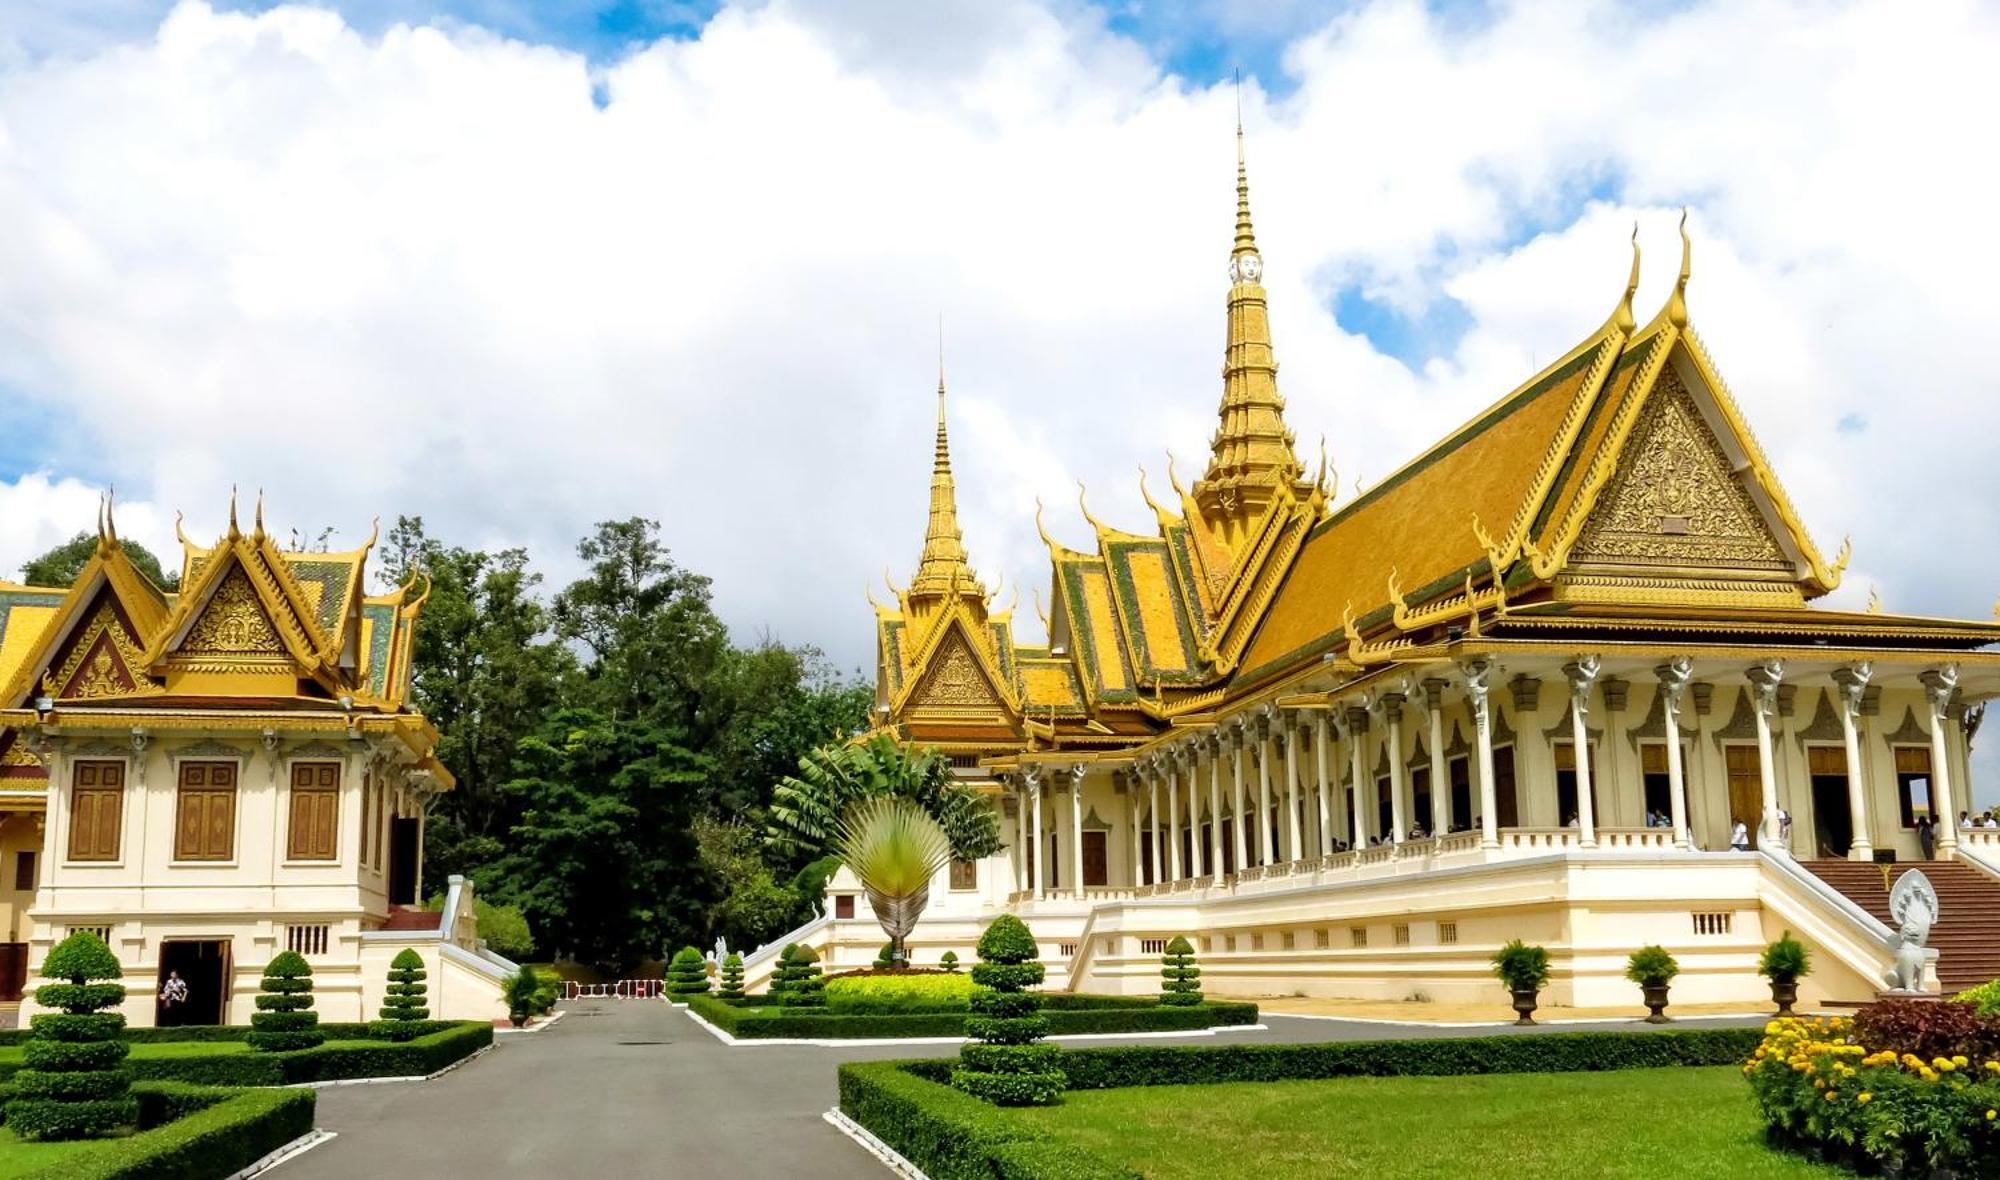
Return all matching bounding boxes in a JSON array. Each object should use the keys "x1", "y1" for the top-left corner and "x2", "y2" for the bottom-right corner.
[
  {"x1": 1076, "y1": 480, "x2": 1106, "y2": 533},
  {"x1": 1606, "y1": 221, "x2": 1640, "y2": 335},
  {"x1": 252, "y1": 489, "x2": 266, "y2": 542},
  {"x1": 1034, "y1": 497, "x2": 1057, "y2": 551},
  {"x1": 1667, "y1": 208, "x2": 1692, "y2": 328},
  {"x1": 227, "y1": 486, "x2": 241, "y2": 541},
  {"x1": 1137, "y1": 464, "x2": 1172, "y2": 520},
  {"x1": 1165, "y1": 451, "x2": 1190, "y2": 500},
  {"x1": 174, "y1": 510, "x2": 194, "y2": 548}
]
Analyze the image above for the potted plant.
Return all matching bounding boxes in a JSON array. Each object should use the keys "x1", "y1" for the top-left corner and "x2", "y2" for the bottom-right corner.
[
  {"x1": 504, "y1": 966, "x2": 541, "y2": 1028},
  {"x1": 1491, "y1": 940, "x2": 1551, "y2": 1025},
  {"x1": 1758, "y1": 931, "x2": 1811, "y2": 1016},
  {"x1": 1625, "y1": 945, "x2": 1679, "y2": 1023}
]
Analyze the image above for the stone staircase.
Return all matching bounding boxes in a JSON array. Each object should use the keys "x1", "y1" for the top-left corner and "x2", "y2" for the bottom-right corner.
[{"x1": 1801, "y1": 859, "x2": 2000, "y2": 993}]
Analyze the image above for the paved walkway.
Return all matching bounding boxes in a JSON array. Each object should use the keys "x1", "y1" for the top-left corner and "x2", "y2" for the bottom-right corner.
[{"x1": 280, "y1": 1001, "x2": 1768, "y2": 1177}]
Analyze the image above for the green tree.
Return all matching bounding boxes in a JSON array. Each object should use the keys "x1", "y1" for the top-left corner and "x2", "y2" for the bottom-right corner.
[
  {"x1": 7, "y1": 932, "x2": 135, "y2": 1139},
  {"x1": 21, "y1": 531, "x2": 177, "y2": 590},
  {"x1": 838, "y1": 798, "x2": 954, "y2": 969},
  {"x1": 373, "y1": 948, "x2": 431, "y2": 1040},
  {"x1": 953, "y1": 916, "x2": 1064, "y2": 1106},
  {"x1": 1159, "y1": 936, "x2": 1202, "y2": 1006},
  {"x1": 247, "y1": 951, "x2": 323, "y2": 1052},
  {"x1": 666, "y1": 947, "x2": 711, "y2": 999},
  {"x1": 774, "y1": 944, "x2": 824, "y2": 1007},
  {"x1": 494, "y1": 708, "x2": 712, "y2": 972},
  {"x1": 769, "y1": 734, "x2": 1000, "y2": 863},
  {"x1": 694, "y1": 817, "x2": 801, "y2": 952},
  {"x1": 718, "y1": 952, "x2": 745, "y2": 1000}
]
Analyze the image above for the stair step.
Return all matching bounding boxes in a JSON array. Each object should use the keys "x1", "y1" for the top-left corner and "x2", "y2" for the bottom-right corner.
[{"x1": 1802, "y1": 860, "x2": 2000, "y2": 993}]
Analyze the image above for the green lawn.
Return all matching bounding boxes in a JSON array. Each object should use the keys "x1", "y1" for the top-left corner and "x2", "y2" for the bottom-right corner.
[
  {"x1": 1008, "y1": 1066, "x2": 1838, "y2": 1179},
  {"x1": 0, "y1": 1133, "x2": 95, "y2": 1180},
  {"x1": 0, "y1": 1038, "x2": 378, "y2": 1066}
]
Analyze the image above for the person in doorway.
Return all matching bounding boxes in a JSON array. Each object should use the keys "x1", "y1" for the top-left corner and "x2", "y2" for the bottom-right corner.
[
  {"x1": 159, "y1": 969, "x2": 189, "y2": 1026},
  {"x1": 1730, "y1": 817, "x2": 1750, "y2": 851},
  {"x1": 1778, "y1": 808, "x2": 1792, "y2": 844},
  {"x1": 1917, "y1": 816, "x2": 1935, "y2": 860}
]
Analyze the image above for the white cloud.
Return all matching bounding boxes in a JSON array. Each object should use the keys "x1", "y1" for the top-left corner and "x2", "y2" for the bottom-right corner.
[{"x1": 0, "y1": 0, "x2": 1997, "y2": 797}]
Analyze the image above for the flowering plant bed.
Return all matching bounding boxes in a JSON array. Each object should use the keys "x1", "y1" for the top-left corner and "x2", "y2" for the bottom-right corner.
[{"x1": 1744, "y1": 1007, "x2": 2000, "y2": 1176}]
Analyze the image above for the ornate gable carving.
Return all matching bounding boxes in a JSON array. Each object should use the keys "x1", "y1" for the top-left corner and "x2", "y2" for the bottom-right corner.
[
  {"x1": 180, "y1": 569, "x2": 286, "y2": 661},
  {"x1": 47, "y1": 600, "x2": 147, "y2": 701},
  {"x1": 909, "y1": 630, "x2": 1003, "y2": 714},
  {"x1": 1572, "y1": 368, "x2": 1787, "y2": 571}
]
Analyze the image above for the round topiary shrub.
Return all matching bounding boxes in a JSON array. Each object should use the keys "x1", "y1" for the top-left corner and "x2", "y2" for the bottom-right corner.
[
  {"x1": 718, "y1": 952, "x2": 746, "y2": 1000},
  {"x1": 7, "y1": 931, "x2": 136, "y2": 1140},
  {"x1": 1159, "y1": 936, "x2": 1203, "y2": 1006},
  {"x1": 953, "y1": 915, "x2": 1064, "y2": 1106},
  {"x1": 874, "y1": 942, "x2": 895, "y2": 969},
  {"x1": 940, "y1": 950, "x2": 959, "y2": 973},
  {"x1": 778, "y1": 945, "x2": 825, "y2": 1008},
  {"x1": 666, "y1": 947, "x2": 711, "y2": 1000},
  {"x1": 371, "y1": 948, "x2": 431, "y2": 1041},
  {"x1": 247, "y1": 951, "x2": 324, "y2": 1052}
]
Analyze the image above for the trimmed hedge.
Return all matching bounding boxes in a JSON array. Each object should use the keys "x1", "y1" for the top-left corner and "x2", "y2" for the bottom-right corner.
[
  {"x1": 0, "y1": 1021, "x2": 491, "y2": 1088},
  {"x1": 15, "y1": 1082, "x2": 316, "y2": 1180},
  {"x1": 825, "y1": 972, "x2": 974, "y2": 1015},
  {"x1": 9, "y1": 931, "x2": 133, "y2": 1140},
  {"x1": 688, "y1": 992, "x2": 1256, "y2": 1040},
  {"x1": 845, "y1": 1027, "x2": 1769, "y2": 1179}
]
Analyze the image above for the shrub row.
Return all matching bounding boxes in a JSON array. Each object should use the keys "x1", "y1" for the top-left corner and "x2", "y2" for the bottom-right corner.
[
  {"x1": 0, "y1": 1019, "x2": 460, "y2": 1047},
  {"x1": 825, "y1": 971, "x2": 975, "y2": 1015},
  {"x1": 688, "y1": 993, "x2": 1257, "y2": 1040},
  {"x1": 838, "y1": 1060, "x2": 1134, "y2": 1180},
  {"x1": 0, "y1": 1021, "x2": 490, "y2": 1087},
  {"x1": 15, "y1": 1082, "x2": 317, "y2": 1180}
]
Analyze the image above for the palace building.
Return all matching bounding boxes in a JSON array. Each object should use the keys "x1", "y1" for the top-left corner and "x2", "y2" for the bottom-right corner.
[
  {"x1": 773, "y1": 131, "x2": 2000, "y2": 1007},
  {"x1": 0, "y1": 500, "x2": 512, "y2": 1024}
]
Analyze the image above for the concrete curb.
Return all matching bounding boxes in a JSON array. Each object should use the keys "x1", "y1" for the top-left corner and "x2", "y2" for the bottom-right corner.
[
  {"x1": 224, "y1": 1128, "x2": 337, "y2": 1178},
  {"x1": 823, "y1": 1108, "x2": 930, "y2": 1179},
  {"x1": 682, "y1": 1005, "x2": 1266, "y2": 1048},
  {"x1": 1262, "y1": 1010, "x2": 1786, "y2": 1029},
  {"x1": 496, "y1": 1009, "x2": 568, "y2": 1035},
  {"x1": 286, "y1": 1041, "x2": 497, "y2": 1088}
]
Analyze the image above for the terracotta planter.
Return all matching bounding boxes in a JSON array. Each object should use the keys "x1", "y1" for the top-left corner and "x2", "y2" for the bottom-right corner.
[
  {"x1": 1510, "y1": 986, "x2": 1540, "y2": 1025},
  {"x1": 1641, "y1": 982, "x2": 1672, "y2": 1023},
  {"x1": 1770, "y1": 979, "x2": 1798, "y2": 1016}
]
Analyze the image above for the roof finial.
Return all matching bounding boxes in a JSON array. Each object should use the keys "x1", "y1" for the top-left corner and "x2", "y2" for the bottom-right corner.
[
  {"x1": 1668, "y1": 207, "x2": 1691, "y2": 328},
  {"x1": 1231, "y1": 73, "x2": 1258, "y2": 266},
  {"x1": 174, "y1": 510, "x2": 192, "y2": 548},
  {"x1": 253, "y1": 489, "x2": 265, "y2": 541},
  {"x1": 1606, "y1": 221, "x2": 1640, "y2": 334},
  {"x1": 104, "y1": 486, "x2": 117, "y2": 546},
  {"x1": 227, "y1": 485, "x2": 240, "y2": 540},
  {"x1": 1077, "y1": 480, "x2": 1105, "y2": 533}
]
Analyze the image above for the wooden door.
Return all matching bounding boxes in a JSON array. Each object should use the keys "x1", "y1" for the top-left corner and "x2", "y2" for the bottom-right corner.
[
  {"x1": 0, "y1": 944, "x2": 25, "y2": 1001},
  {"x1": 1494, "y1": 746, "x2": 1519, "y2": 828},
  {"x1": 1726, "y1": 745, "x2": 1763, "y2": 849},
  {"x1": 1082, "y1": 830, "x2": 1107, "y2": 888}
]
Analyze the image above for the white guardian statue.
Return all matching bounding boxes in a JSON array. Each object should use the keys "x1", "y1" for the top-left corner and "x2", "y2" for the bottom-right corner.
[{"x1": 1882, "y1": 870, "x2": 1939, "y2": 992}]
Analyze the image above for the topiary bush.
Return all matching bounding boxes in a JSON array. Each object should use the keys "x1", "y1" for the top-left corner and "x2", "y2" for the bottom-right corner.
[
  {"x1": 7, "y1": 931, "x2": 136, "y2": 1140},
  {"x1": 1159, "y1": 936, "x2": 1202, "y2": 1007},
  {"x1": 718, "y1": 953, "x2": 746, "y2": 1001},
  {"x1": 370, "y1": 949, "x2": 431, "y2": 1042},
  {"x1": 766, "y1": 944, "x2": 800, "y2": 1001},
  {"x1": 246, "y1": 952, "x2": 324, "y2": 1053},
  {"x1": 666, "y1": 947, "x2": 711, "y2": 1000},
  {"x1": 940, "y1": 950, "x2": 959, "y2": 973},
  {"x1": 779, "y1": 945, "x2": 825, "y2": 1008},
  {"x1": 874, "y1": 942, "x2": 896, "y2": 970},
  {"x1": 953, "y1": 915, "x2": 1064, "y2": 1106}
]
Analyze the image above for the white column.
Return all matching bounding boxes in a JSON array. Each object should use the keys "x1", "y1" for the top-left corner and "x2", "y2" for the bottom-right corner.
[
  {"x1": 1184, "y1": 747, "x2": 1204, "y2": 879},
  {"x1": 1657, "y1": 658, "x2": 1693, "y2": 851},
  {"x1": 1313, "y1": 710, "x2": 1334, "y2": 856},
  {"x1": 1069, "y1": 765, "x2": 1086, "y2": 894},
  {"x1": 1462, "y1": 659, "x2": 1499, "y2": 849},
  {"x1": 1165, "y1": 757, "x2": 1182, "y2": 881},
  {"x1": 1283, "y1": 717, "x2": 1302, "y2": 862},
  {"x1": 1347, "y1": 706, "x2": 1370, "y2": 846},
  {"x1": 1255, "y1": 712, "x2": 1275, "y2": 865},
  {"x1": 1382, "y1": 694, "x2": 1409, "y2": 843},
  {"x1": 1230, "y1": 725, "x2": 1249, "y2": 872},
  {"x1": 1834, "y1": 663, "x2": 1874, "y2": 861},
  {"x1": 1424, "y1": 679, "x2": 1450, "y2": 834},
  {"x1": 1565, "y1": 657, "x2": 1600, "y2": 848},
  {"x1": 1924, "y1": 666, "x2": 1961, "y2": 858},
  {"x1": 1124, "y1": 774, "x2": 1140, "y2": 886},
  {"x1": 1206, "y1": 734, "x2": 1224, "y2": 884},
  {"x1": 1152, "y1": 768, "x2": 1168, "y2": 888},
  {"x1": 1028, "y1": 771, "x2": 1044, "y2": 900},
  {"x1": 1015, "y1": 779, "x2": 1030, "y2": 891},
  {"x1": 1747, "y1": 661, "x2": 1785, "y2": 853}
]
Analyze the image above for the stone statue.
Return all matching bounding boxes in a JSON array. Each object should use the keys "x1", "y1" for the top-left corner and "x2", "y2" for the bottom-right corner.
[{"x1": 1882, "y1": 869, "x2": 1938, "y2": 992}]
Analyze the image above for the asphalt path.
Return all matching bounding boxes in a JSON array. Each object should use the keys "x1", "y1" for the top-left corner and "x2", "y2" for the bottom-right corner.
[{"x1": 278, "y1": 1001, "x2": 1770, "y2": 1177}]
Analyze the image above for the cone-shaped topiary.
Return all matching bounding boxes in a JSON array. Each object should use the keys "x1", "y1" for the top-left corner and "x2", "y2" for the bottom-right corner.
[
  {"x1": 247, "y1": 951, "x2": 324, "y2": 1052},
  {"x1": 1159, "y1": 936, "x2": 1203, "y2": 1007},
  {"x1": 953, "y1": 915, "x2": 1064, "y2": 1106},
  {"x1": 777, "y1": 944, "x2": 824, "y2": 1007},
  {"x1": 718, "y1": 952, "x2": 745, "y2": 1000},
  {"x1": 940, "y1": 950, "x2": 959, "y2": 973},
  {"x1": 371, "y1": 948, "x2": 431, "y2": 1041},
  {"x1": 766, "y1": 944, "x2": 798, "y2": 1001},
  {"x1": 7, "y1": 931, "x2": 135, "y2": 1140},
  {"x1": 666, "y1": 947, "x2": 711, "y2": 1000}
]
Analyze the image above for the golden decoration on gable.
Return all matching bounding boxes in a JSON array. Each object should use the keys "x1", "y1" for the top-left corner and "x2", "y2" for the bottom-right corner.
[
  {"x1": 914, "y1": 635, "x2": 999, "y2": 710},
  {"x1": 181, "y1": 569, "x2": 287, "y2": 658},
  {"x1": 1571, "y1": 369, "x2": 1787, "y2": 569},
  {"x1": 47, "y1": 603, "x2": 147, "y2": 700}
]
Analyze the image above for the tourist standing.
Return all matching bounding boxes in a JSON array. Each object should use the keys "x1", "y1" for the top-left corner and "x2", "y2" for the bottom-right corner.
[
  {"x1": 1730, "y1": 817, "x2": 1750, "y2": 851},
  {"x1": 159, "y1": 969, "x2": 189, "y2": 1026},
  {"x1": 1917, "y1": 816, "x2": 1935, "y2": 860}
]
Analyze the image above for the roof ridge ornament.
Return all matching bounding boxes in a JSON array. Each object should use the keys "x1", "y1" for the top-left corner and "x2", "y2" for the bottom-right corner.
[
  {"x1": 1605, "y1": 222, "x2": 1640, "y2": 335},
  {"x1": 1667, "y1": 208, "x2": 1691, "y2": 329},
  {"x1": 226, "y1": 486, "x2": 240, "y2": 542}
]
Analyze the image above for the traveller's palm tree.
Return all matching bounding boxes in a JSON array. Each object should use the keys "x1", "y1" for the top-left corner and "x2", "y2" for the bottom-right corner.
[
  {"x1": 768, "y1": 733, "x2": 1000, "y2": 861},
  {"x1": 835, "y1": 797, "x2": 955, "y2": 967}
]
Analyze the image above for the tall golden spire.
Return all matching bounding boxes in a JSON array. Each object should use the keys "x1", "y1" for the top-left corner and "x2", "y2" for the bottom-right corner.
[
  {"x1": 1194, "y1": 112, "x2": 1304, "y2": 545},
  {"x1": 909, "y1": 368, "x2": 983, "y2": 598}
]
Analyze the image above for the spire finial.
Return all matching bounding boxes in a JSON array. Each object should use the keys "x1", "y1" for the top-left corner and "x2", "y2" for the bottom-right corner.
[
  {"x1": 253, "y1": 489, "x2": 265, "y2": 541},
  {"x1": 1231, "y1": 76, "x2": 1259, "y2": 269},
  {"x1": 908, "y1": 362, "x2": 981, "y2": 598},
  {"x1": 105, "y1": 486, "x2": 117, "y2": 546},
  {"x1": 1668, "y1": 207, "x2": 1691, "y2": 328},
  {"x1": 227, "y1": 485, "x2": 240, "y2": 540},
  {"x1": 1607, "y1": 221, "x2": 1640, "y2": 334}
]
